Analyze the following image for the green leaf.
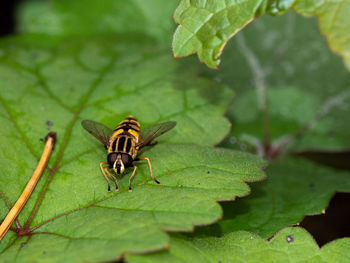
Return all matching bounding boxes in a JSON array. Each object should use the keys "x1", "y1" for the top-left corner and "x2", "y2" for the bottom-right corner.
[
  {"x1": 202, "y1": 11, "x2": 350, "y2": 152},
  {"x1": 126, "y1": 227, "x2": 350, "y2": 262},
  {"x1": 172, "y1": 0, "x2": 350, "y2": 72},
  {"x1": 294, "y1": 0, "x2": 350, "y2": 71},
  {"x1": 218, "y1": 157, "x2": 350, "y2": 238},
  {"x1": 0, "y1": 34, "x2": 266, "y2": 262},
  {"x1": 172, "y1": 0, "x2": 263, "y2": 69},
  {"x1": 16, "y1": 0, "x2": 179, "y2": 43},
  {"x1": 0, "y1": 145, "x2": 266, "y2": 262}
]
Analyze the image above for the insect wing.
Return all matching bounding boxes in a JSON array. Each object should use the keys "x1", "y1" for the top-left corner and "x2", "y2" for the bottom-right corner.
[
  {"x1": 138, "y1": 121, "x2": 176, "y2": 148},
  {"x1": 81, "y1": 120, "x2": 113, "y2": 147}
]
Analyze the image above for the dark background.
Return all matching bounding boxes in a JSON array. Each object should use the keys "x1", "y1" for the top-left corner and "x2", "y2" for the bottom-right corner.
[
  {"x1": 1, "y1": 0, "x2": 349, "y2": 248},
  {"x1": 297, "y1": 151, "x2": 350, "y2": 246},
  {"x1": 1, "y1": 0, "x2": 19, "y2": 36}
]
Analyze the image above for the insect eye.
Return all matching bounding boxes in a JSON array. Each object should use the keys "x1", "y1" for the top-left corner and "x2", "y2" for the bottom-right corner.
[
  {"x1": 107, "y1": 153, "x2": 117, "y2": 167},
  {"x1": 121, "y1": 154, "x2": 132, "y2": 167}
]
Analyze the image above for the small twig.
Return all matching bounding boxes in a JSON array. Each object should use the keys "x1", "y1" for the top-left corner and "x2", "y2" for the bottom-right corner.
[{"x1": 0, "y1": 132, "x2": 56, "y2": 241}]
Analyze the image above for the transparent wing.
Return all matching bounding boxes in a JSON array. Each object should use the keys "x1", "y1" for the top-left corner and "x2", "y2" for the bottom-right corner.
[
  {"x1": 81, "y1": 120, "x2": 113, "y2": 147},
  {"x1": 137, "y1": 121, "x2": 176, "y2": 149}
]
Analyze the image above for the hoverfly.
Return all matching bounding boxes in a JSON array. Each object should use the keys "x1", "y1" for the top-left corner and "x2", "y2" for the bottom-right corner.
[{"x1": 81, "y1": 116, "x2": 176, "y2": 192}]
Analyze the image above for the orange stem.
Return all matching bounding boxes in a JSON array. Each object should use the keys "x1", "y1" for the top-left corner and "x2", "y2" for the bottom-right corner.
[{"x1": 0, "y1": 132, "x2": 56, "y2": 240}]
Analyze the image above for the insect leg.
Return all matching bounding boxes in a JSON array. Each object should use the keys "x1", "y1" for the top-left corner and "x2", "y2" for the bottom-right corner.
[
  {"x1": 139, "y1": 157, "x2": 160, "y2": 184},
  {"x1": 104, "y1": 167, "x2": 119, "y2": 191},
  {"x1": 128, "y1": 165, "x2": 137, "y2": 192},
  {"x1": 100, "y1": 162, "x2": 111, "y2": 192}
]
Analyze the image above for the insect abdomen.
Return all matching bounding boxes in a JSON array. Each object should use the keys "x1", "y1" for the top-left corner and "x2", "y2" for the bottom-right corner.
[{"x1": 113, "y1": 116, "x2": 140, "y2": 137}]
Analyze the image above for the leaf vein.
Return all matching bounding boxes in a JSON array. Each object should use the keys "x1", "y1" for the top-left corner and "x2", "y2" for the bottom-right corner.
[
  {"x1": 24, "y1": 54, "x2": 119, "y2": 229},
  {"x1": 0, "y1": 95, "x2": 40, "y2": 160}
]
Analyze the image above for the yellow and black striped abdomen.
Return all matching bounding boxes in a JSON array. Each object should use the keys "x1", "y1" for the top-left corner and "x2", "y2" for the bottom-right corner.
[
  {"x1": 114, "y1": 116, "x2": 140, "y2": 138},
  {"x1": 107, "y1": 116, "x2": 140, "y2": 158}
]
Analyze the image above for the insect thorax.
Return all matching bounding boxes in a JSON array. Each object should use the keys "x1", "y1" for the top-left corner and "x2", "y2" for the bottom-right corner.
[
  {"x1": 107, "y1": 116, "x2": 140, "y2": 158},
  {"x1": 108, "y1": 134, "x2": 138, "y2": 157}
]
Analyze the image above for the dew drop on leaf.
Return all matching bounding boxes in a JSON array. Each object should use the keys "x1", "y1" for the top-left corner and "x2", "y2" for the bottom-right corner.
[{"x1": 286, "y1": 235, "x2": 294, "y2": 243}]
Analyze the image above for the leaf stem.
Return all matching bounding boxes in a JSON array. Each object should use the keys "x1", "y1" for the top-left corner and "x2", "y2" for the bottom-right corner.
[
  {"x1": 0, "y1": 132, "x2": 56, "y2": 241},
  {"x1": 236, "y1": 33, "x2": 271, "y2": 150}
]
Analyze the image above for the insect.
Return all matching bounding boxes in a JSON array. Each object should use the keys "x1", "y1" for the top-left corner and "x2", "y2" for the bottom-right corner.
[{"x1": 81, "y1": 116, "x2": 176, "y2": 192}]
